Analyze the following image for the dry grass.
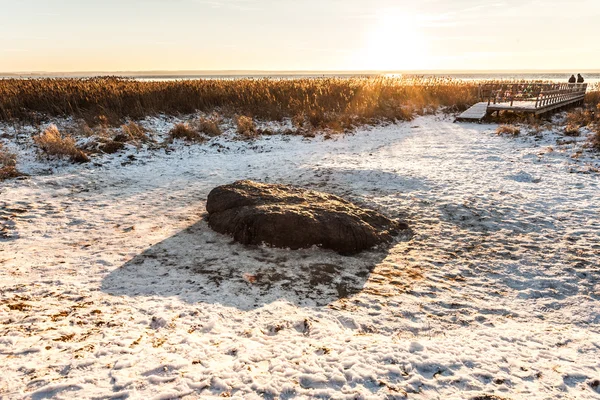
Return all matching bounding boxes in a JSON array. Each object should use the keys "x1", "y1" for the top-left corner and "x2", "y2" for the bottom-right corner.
[
  {"x1": 564, "y1": 124, "x2": 580, "y2": 136},
  {"x1": 236, "y1": 115, "x2": 256, "y2": 138},
  {"x1": 292, "y1": 113, "x2": 309, "y2": 129},
  {"x1": 0, "y1": 143, "x2": 16, "y2": 167},
  {"x1": 0, "y1": 165, "x2": 24, "y2": 181},
  {"x1": 3, "y1": 77, "x2": 599, "y2": 156},
  {"x1": 496, "y1": 125, "x2": 521, "y2": 135},
  {"x1": 582, "y1": 94, "x2": 600, "y2": 150},
  {"x1": 120, "y1": 121, "x2": 149, "y2": 147},
  {"x1": 193, "y1": 114, "x2": 222, "y2": 137},
  {"x1": 33, "y1": 125, "x2": 90, "y2": 163},
  {"x1": 566, "y1": 108, "x2": 594, "y2": 128},
  {"x1": 589, "y1": 126, "x2": 600, "y2": 150},
  {"x1": 585, "y1": 84, "x2": 600, "y2": 108},
  {"x1": 0, "y1": 76, "x2": 479, "y2": 127},
  {"x1": 590, "y1": 133, "x2": 600, "y2": 150},
  {"x1": 0, "y1": 143, "x2": 25, "y2": 180},
  {"x1": 71, "y1": 121, "x2": 149, "y2": 154},
  {"x1": 1, "y1": 77, "x2": 597, "y2": 131},
  {"x1": 64, "y1": 119, "x2": 95, "y2": 137},
  {"x1": 168, "y1": 123, "x2": 205, "y2": 143},
  {"x1": 98, "y1": 140, "x2": 126, "y2": 154}
]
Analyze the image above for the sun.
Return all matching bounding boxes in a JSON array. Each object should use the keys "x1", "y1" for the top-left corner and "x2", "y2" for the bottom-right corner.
[{"x1": 351, "y1": 9, "x2": 430, "y2": 71}]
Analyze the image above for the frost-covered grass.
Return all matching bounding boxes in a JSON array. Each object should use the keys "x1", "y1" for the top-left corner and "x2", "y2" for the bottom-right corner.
[{"x1": 1, "y1": 115, "x2": 600, "y2": 399}]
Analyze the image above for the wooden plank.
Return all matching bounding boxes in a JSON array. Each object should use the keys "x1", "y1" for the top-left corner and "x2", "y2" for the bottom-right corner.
[{"x1": 456, "y1": 102, "x2": 488, "y2": 121}]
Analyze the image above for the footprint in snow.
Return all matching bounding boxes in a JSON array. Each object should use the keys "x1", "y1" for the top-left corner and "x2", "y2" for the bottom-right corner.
[{"x1": 505, "y1": 171, "x2": 541, "y2": 183}]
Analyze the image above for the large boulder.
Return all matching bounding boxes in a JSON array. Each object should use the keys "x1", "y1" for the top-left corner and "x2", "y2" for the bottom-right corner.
[{"x1": 206, "y1": 180, "x2": 408, "y2": 255}]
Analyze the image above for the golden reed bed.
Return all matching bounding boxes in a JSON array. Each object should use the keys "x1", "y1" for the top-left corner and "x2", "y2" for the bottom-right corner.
[
  {"x1": 0, "y1": 76, "x2": 481, "y2": 126},
  {"x1": 0, "y1": 76, "x2": 597, "y2": 134}
]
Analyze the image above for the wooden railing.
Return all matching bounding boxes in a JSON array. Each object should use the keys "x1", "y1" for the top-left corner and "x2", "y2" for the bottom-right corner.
[{"x1": 479, "y1": 83, "x2": 587, "y2": 109}]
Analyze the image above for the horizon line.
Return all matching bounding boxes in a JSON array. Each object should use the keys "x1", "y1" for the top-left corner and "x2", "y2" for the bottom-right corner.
[{"x1": 2, "y1": 69, "x2": 600, "y2": 76}]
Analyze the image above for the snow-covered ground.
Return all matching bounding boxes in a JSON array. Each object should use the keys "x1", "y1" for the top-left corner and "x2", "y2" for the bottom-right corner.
[{"x1": 1, "y1": 115, "x2": 599, "y2": 399}]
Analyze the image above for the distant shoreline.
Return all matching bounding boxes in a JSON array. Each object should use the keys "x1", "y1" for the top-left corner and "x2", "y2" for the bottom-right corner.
[{"x1": 2, "y1": 69, "x2": 600, "y2": 76}]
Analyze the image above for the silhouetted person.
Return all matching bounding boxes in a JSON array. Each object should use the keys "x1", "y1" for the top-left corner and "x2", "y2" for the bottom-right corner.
[
  {"x1": 577, "y1": 73, "x2": 584, "y2": 83},
  {"x1": 568, "y1": 75, "x2": 576, "y2": 84}
]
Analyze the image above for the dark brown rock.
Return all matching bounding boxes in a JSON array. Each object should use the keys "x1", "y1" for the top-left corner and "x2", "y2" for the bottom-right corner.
[{"x1": 206, "y1": 180, "x2": 408, "y2": 255}]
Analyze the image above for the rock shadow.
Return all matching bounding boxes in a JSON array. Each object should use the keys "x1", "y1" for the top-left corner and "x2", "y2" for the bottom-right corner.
[
  {"x1": 312, "y1": 168, "x2": 433, "y2": 198},
  {"x1": 439, "y1": 201, "x2": 556, "y2": 234},
  {"x1": 101, "y1": 218, "x2": 407, "y2": 310}
]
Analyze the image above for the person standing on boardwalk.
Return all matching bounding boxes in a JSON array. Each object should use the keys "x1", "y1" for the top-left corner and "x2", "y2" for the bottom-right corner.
[
  {"x1": 568, "y1": 75, "x2": 576, "y2": 84},
  {"x1": 577, "y1": 73, "x2": 584, "y2": 83}
]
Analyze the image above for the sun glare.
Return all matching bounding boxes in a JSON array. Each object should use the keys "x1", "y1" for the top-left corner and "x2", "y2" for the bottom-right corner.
[{"x1": 352, "y1": 9, "x2": 430, "y2": 71}]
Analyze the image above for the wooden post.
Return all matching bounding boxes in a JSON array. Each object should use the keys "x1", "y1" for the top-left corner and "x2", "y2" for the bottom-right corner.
[{"x1": 510, "y1": 84, "x2": 515, "y2": 106}]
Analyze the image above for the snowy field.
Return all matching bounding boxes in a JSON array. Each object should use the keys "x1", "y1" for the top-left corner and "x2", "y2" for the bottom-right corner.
[{"x1": 1, "y1": 115, "x2": 600, "y2": 399}]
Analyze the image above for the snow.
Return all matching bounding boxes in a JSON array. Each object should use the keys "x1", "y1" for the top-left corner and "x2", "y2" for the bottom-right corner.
[{"x1": 1, "y1": 115, "x2": 600, "y2": 399}]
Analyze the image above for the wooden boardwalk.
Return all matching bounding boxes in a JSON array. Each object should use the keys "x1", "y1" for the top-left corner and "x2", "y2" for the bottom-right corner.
[
  {"x1": 457, "y1": 83, "x2": 587, "y2": 121},
  {"x1": 456, "y1": 102, "x2": 488, "y2": 121}
]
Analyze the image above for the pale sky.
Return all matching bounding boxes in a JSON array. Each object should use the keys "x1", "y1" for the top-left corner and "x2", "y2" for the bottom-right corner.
[{"x1": 1, "y1": 0, "x2": 599, "y2": 72}]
